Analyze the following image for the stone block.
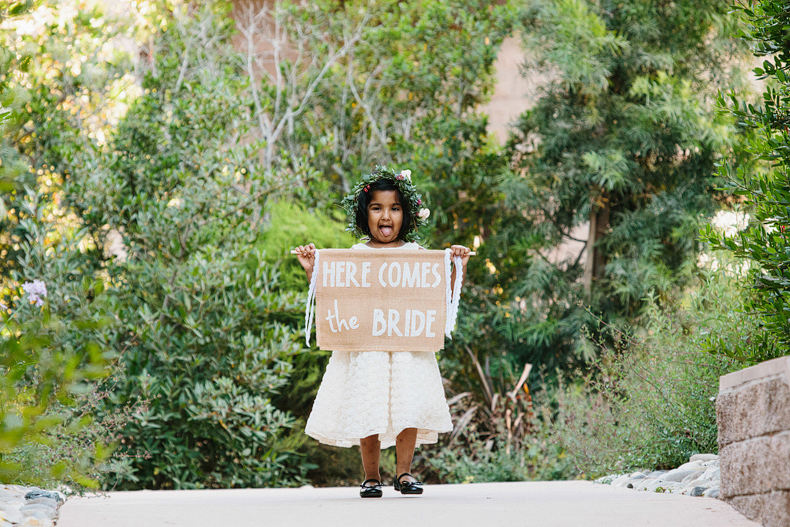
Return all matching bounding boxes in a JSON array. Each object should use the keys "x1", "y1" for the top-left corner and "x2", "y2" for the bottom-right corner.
[
  {"x1": 763, "y1": 490, "x2": 790, "y2": 527},
  {"x1": 728, "y1": 494, "x2": 765, "y2": 524},
  {"x1": 773, "y1": 432, "x2": 790, "y2": 491},
  {"x1": 717, "y1": 376, "x2": 790, "y2": 448},
  {"x1": 719, "y1": 356, "x2": 790, "y2": 391},
  {"x1": 718, "y1": 357, "x2": 790, "y2": 526},
  {"x1": 720, "y1": 437, "x2": 773, "y2": 498}
]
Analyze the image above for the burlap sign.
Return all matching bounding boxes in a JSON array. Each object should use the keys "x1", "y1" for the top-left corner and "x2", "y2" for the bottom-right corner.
[{"x1": 308, "y1": 249, "x2": 456, "y2": 352}]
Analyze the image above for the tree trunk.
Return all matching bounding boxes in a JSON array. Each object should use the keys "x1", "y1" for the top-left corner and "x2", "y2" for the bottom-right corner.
[{"x1": 583, "y1": 193, "x2": 610, "y2": 295}]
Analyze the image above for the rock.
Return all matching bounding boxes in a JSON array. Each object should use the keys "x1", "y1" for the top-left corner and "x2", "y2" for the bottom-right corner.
[
  {"x1": 681, "y1": 471, "x2": 705, "y2": 484},
  {"x1": 690, "y1": 486, "x2": 707, "y2": 497},
  {"x1": 20, "y1": 505, "x2": 56, "y2": 520},
  {"x1": 610, "y1": 474, "x2": 630, "y2": 487},
  {"x1": 685, "y1": 478, "x2": 712, "y2": 489},
  {"x1": 703, "y1": 486, "x2": 720, "y2": 498},
  {"x1": 699, "y1": 465, "x2": 720, "y2": 481},
  {"x1": 23, "y1": 491, "x2": 61, "y2": 504},
  {"x1": 674, "y1": 461, "x2": 704, "y2": 472},
  {"x1": 3, "y1": 486, "x2": 29, "y2": 496},
  {"x1": 663, "y1": 468, "x2": 700, "y2": 482},
  {"x1": 635, "y1": 478, "x2": 655, "y2": 491},
  {"x1": 690, "y1": 453, "x2": 718, "y2": 462},
  {"x1": 24, "y1": 498, "x2": 57, "y2": 509},
  {"x1": 597, "y1": 454, "x2": 722, "y2": 500},
  {"x1": 0, "y1": 506, "x2": 24, "y2": 524},
  {"x1": 20, "y1": 518, "x2": 54, "y2": 527},
  {"x1": 0, "y1": 491, "x2": 21, "y2": 502}
]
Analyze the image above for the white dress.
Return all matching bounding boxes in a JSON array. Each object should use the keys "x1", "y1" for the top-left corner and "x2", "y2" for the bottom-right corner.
[{"x1": 304, "y1": 242, "x2": 454, "y2": 449}]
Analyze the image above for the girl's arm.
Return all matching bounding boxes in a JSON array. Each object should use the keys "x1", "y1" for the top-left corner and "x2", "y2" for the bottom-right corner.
[
  {"x1": 449, "y1": 245, "x2": 471, "y2": 287},
  {"x1": 294, "y1": 243, "x2": 316, "y2": 282}
]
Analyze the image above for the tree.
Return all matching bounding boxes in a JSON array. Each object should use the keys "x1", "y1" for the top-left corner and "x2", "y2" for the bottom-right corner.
[
  {"x1": 59, "y1": 2, "x2": 314, "y2": 489},
  {"x1": 233, "y1": 0, "x2": 514, "y2": 220},
  {"x1": 490, "y1": 0, "x2": 751, "y2": 370}
]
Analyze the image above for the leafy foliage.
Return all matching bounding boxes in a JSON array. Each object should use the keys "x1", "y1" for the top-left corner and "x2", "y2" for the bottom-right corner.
[
  {"x1": 258, "y1": 200, "x2": 357, "y2": 293},
  {"x1": 0, "y1": 302, "x2": 108, "y2": 488},
  {"x1": 0, "y1": 189, "x2": 115, "y2": 488},
  {"x1": 418, "y1": 362, "x2": 573, "y2": 484},
  {"x1": 61, "y1": 3, "x2": 311, "y2": 489},
  {"x1": 548, "y1": 262, "x2": 749, "y2": 477},
  {"x1": 0, "y1": 0, "x2": 118, "y2": 490},
  {"x1": 704, "y1": 0, "x2": 790, "y2": 361},
  {"x1": 488, "y1": 0, "x2": 752, "y2": 374},
  {"x1": 0, "y1": 0, "x2": 766, "y2": 490}
]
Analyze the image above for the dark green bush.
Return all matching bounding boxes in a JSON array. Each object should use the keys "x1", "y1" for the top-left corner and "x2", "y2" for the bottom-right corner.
[{"x1": 704, "y1": 0, "x2": 790, "y2": 362}]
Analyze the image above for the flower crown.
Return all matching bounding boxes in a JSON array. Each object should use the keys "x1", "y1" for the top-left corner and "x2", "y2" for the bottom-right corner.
[{"x1": 341, "y1": 165, "x2": 430, "y2": 242}]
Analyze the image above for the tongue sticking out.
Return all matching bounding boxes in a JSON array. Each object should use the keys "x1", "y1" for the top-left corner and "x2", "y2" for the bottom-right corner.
[{"x1": 380, "y1": 226, "x2": 393, "y2": 237}]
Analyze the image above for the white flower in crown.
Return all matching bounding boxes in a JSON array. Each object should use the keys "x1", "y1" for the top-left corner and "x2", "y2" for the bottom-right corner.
[
  {"x1": 418, "y1": 208, "x2": 430, "y2": 220},
  {"x1": 398, "y1": 169, "x2": 411, "y2": 181}
]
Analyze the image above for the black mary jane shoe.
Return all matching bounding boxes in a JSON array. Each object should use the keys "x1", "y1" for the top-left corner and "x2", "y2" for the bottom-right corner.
[
  {"x1": 360, "y1": 478, "x2": 383, "y2": 498},
  {"x1": 394, "y1": 472, "x2": 423, "y2": 495}
]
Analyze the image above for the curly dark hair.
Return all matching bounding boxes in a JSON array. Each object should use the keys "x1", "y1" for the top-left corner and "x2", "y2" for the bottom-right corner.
[
  {"x1": 341, "y1": 165, "x2": 426, "y2": 242},
  {"x1": 354, "y1": 178, "x2": 416, "y2": 241}
]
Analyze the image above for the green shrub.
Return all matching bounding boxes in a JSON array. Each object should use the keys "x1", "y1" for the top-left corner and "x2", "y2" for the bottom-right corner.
[
  {"x1": 417, "y1": 357, "x2": 574, "y2": 484},
  {"x1": 258, "y1": 200, "x2": 357, "y2": 294},
  {"x1": 704, "y1": 0, "x2": 790, "y2": 361},
  {"x1": 419, "y1": 415, "x2": 573, "y2": 484},
  {"x1": 59, "y1": 4, "x2": 313, "y2": 489},
  {"x1": 0, "y1": 192, "x2": 112, "y2": 489},
  {"x1": 546, "y1": 260, "x2": 753, "y2": 477}
]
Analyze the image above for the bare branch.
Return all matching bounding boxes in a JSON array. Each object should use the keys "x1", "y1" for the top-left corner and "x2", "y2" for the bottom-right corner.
[{"x1": 347, "y1": 58, "x2": 388, "y2": 149}]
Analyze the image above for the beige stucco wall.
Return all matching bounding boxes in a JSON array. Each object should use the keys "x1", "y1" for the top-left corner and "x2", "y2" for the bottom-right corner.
[
  {"x1": 481, "y1": 37, "x2": 588, "y2": 265},
  {"x1": 479, "y1": 36, "x2": 543, "y2": 145}
]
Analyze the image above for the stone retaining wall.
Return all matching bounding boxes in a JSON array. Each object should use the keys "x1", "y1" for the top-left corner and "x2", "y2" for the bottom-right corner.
[{"x1": 717, "y1": 356, "x2": 790, "y2": 526}]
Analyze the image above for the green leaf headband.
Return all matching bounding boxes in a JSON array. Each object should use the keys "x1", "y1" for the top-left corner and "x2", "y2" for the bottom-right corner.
[{"x1": 341, "y1": 165, "x2": 430, "y2": 242}]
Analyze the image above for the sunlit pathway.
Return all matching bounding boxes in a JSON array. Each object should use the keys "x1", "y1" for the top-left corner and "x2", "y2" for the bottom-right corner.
[{"x1": 58, "y1": 481, "x2": 756, "y2": 527}]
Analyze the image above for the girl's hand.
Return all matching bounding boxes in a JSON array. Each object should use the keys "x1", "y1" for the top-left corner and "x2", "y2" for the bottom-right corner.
[
  {"x1": 449, "y1": 245, "x2": 471, "y2": 289},
  {"x1": 294, "y1": 244, "x2": 316, "y2": 276},
  {"x1": 450, "y1": 245, "x2": 472, "y2": 267}
]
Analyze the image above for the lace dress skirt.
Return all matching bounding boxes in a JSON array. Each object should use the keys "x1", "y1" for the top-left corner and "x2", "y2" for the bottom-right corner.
[{"x1": 305, "y1": 349, "x2": 453, "y2": 449}]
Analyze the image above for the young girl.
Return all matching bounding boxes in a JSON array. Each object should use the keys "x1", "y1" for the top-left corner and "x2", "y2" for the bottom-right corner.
[{"x1": 294, "y1": 166, "x2": 470, "y2": 498}]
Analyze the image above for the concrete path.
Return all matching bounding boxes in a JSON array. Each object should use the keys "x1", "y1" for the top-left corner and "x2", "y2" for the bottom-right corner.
[{"x1": 58, "y1": 481, "x2": 757, "y2": 527}]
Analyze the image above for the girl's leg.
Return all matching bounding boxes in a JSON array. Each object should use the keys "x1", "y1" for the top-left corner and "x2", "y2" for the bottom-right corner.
[
  {"x1": 395, "y1": 427, "x2": 418, "y2": 482},
  {"x1": 359, "y1": 434, "x2": 381, "y2": 481}
]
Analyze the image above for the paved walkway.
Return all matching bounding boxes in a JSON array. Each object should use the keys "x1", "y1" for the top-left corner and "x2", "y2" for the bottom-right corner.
[{"x1": 58, "y1": 481, "x2": 757, "y2": 527}]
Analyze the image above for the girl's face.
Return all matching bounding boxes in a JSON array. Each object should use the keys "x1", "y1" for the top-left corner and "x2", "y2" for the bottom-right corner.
[{"x1": 367, "y1": 190, "x2": 403, "y2": 246}]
